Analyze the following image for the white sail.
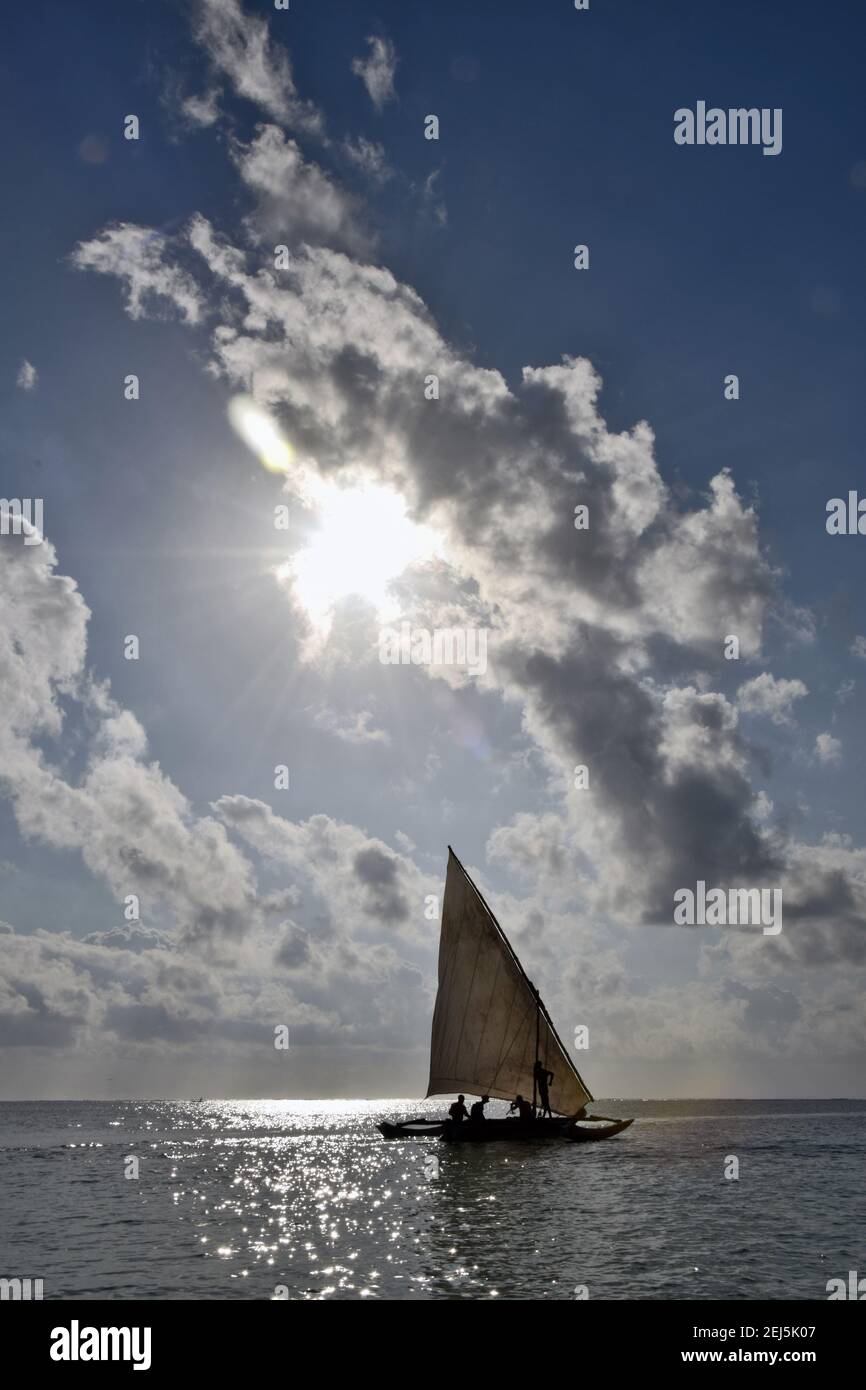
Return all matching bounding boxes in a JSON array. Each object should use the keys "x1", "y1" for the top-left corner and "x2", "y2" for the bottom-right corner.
[{"x1": 426, "y1": 848, "x2": 592, "y2": 1115}]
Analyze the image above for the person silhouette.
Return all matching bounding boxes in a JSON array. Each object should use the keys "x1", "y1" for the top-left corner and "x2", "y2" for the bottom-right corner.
[
  {"x1": 534, "y1": 1060, "x2": 555, "y2": 1118},
  {"x1": 469, "y1": 1095, "x2": 489, "y2": 1121},
  {"x1": 448, "y1": 1094, "x2": 469, "y2": 1125},
  {"x1": 508, "y1": 1094, "x2": 534, "y2": 1122}
]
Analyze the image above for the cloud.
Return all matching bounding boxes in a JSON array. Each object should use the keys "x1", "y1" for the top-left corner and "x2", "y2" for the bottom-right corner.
[
  {"x1": 231, "y1": 124, "x2": 370, "y2": 253},
  {"x1": 0, "y1": 528, "x2": 262, "y2": 948},
  {"x1": 70, "y1": 224, "x2": 205, "y2": 325},
  {"x1": 352, "y1": 847, "x2": 411, "y2": 923},
  {"x1": 737, "y1": 672, "x2": 809, "y2": 725},
  {"x1": 0, "y1": 926, "x2": 338, "y2": 1053},
  {"x1": 180, "y1": 88, "x2": 221, "y2": 128},
  {"x1": 0, "y1": 525, "x2": 437, "y2": 1071},
  {"x1": 82, "y1": 205, "x2": 861, "y2": 957},
  {"x1": 2, "y1": 0, "x2": 863, "y2": 1102},
  {"x1": 815, "y1": 732, "x2": 842, "y2": 766},
  {"x1": 190, "y1": 0, "x2": 324, "y2": 134},
  {"x1": 421, "y1": 169, "x2": 448, "y2": 227},
  {"x1": 851, "y1": 635, "x2": 866, "y2": 661},
  {"x1": 343, "y1": 136, "x2": 392, "y2": 185},
  {"x1": 351, "y1": 36, "x2": 397, "y2": 111},
  {"x1": 62, "y1": 11, "x2": 866, "y2": 993},
  {"x1": 487, "y1": 812, "x2": 572, "y2": 882},
  {"x1": 312, "y1": 707, "x2": 391, "y2": 745},
  {"x1": 213, "y1": 798, "x2": 434, "y2": 943},
  {"x1": 16, "y1": 359, "x2": 37, "y2": 390},
  {"x1": 80, "y1": 924, "x2": 175, "y2": 953}
]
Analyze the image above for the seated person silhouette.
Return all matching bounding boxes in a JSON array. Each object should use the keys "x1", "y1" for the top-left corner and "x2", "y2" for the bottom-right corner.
[{"x1": 508, "y1": 1094, "x2": 535, "y2": 1122}]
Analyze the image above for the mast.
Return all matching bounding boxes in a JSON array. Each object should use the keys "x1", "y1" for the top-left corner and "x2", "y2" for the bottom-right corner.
[{"x1": 532, "y1": 985, "x2": 540, "y2": 1113}]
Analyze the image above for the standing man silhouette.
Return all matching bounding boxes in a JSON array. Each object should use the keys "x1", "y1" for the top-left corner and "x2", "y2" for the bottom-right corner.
[{"x1": 534, "y1": 1059, "x2": 555, "y2": 1118}]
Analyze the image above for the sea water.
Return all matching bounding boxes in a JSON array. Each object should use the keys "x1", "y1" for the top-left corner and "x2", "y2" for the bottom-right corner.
[{"x1": 0, "y1": 1098, "x2": 863, "y2": 1301}]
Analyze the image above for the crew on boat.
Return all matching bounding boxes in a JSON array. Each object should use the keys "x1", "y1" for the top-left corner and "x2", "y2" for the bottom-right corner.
[
  {"x1": 533, "y1": 1060, "x2": 555, "y2": 1118},
  {"x1": 469, "y1": 1095, "x2": 489, "y2": 1121},
  {"x1": 508, "y1": 1094, "x2": 535, "y2": 1122},
  {"x1": 448, "y1": 1094, "x2": 470, "y2": 1125}
]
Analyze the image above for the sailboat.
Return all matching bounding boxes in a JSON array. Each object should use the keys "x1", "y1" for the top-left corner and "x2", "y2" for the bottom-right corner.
[{"x1": 378, "y1": 847, "x2": 633, "y2": 1144}]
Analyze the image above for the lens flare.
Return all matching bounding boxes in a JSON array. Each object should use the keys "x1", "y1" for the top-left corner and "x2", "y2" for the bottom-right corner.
[{"x1": 228, "y1": 395, "x2": 294, "y2": 474}]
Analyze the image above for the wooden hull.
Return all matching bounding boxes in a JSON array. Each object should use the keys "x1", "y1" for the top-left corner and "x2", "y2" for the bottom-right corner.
[
  {"x1": 441, "y1": 1116, "x2": 634, "y2": 1143},
  {"x1": 378, "y1": 1116, "x2": 634, "y2": 1143},
  {"x1": 441, "y1": 1117, "x2": 571, "y2": 1142},
  {"x1": 564, "y1": 1118, "x2": 634, "y2": 1142}
]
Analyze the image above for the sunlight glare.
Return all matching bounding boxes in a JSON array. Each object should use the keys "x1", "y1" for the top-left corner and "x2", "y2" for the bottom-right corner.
[
  {"x1": 286, "y1": 483, "x2": 439, "y2": 632},
  {"x1": 228, "y1": 395, "x2": 294, "y2": 474},
  {"x1": 228, "y1": 396, "x2": 438, "y2": 638}
]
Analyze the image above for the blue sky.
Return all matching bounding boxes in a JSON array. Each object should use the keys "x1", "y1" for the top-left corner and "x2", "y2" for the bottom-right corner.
[{"x1": 1, "y1": 0, "x2": 865, "y2": 1099}]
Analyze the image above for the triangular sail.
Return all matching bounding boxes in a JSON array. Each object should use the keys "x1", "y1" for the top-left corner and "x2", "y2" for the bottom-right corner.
[{"x1": 426, "y1": 848, "x2": 592, "y2": 1115}]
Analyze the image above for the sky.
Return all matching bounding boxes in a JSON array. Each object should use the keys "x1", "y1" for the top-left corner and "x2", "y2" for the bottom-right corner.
[{"x1": 1, "y1": 0, "x2": 866, "y2": 1100}]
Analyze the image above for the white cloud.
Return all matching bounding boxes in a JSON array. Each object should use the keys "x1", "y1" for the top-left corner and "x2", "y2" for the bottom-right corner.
[
  {"x1": 66, "y1": 28, "x2": 866, "y2": 981},
  {"x1": 351, "y1": 36, "x2": 397, "y2": 111},
  {"x1": 421, "y1": 169, "x2": 448, "y2": 226},
  {"x1": 231, "y1": 125, "x2": 369, "y2": 252},
  {"x1": 191, "y1": 0, "x2": 324, "y2": 134},
  {"x1": 181, "y1": 88, "x2": 221, "y2": 128},
  {"x1": 313, "y1": 708, "x2": 391, "y2": 745},
  {"x1": 82, "y1": 216, "x2": 793, "y2": 930},
  {"x1": 835, "y1": 678, "x2": 855, "y2": 707},
  {"x1": 70, "y1": 224, "x2": 205, "y2": 325},
  {"x1": 0, "y1": 925, "x2": 337, "y2": 1053},
  {"x1": 5, "y1": 0, "x2": 866, "y2": 1099},
  {"x1": 0, "y1": 528, "x2": 261, "y2": 948},
  {"x1": 815, "y1": 731, "x2": 842, "y2": 765},
  {"x1": 0, "y1": 525, "x2": 439, "y2": 1078},
  {"x1": 851, "y1": 635, "x2": 866, "y2": 661},
  {"x1": 343, "y1": 135, "x2": 392, "y2": 185},
  {"x1": 214, "y1": 798, "x2": 435, "y2": 942},
  {"x1": 737, "y1": 672, "x2": 809, "y2": 725},
  {"x1": 753, "y1": 790, "x2": 774, "y2": 820},
  {"x1": 16, "y1": 359, "x2": 37, "y2": 390}
]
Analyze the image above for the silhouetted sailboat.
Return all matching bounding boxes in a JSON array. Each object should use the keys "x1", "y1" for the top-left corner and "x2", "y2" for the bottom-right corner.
[{"x1": 378, "y1": 847, "x2": 633, "y2": 1143}]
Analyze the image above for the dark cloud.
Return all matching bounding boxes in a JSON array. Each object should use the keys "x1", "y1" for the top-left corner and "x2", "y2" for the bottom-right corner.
[
  {"x1": 353, "y1": 847, "x2": 410, "y2": 923},
  {"x1": 275, "y1": 921, "x2": 312, "y2": 970}
]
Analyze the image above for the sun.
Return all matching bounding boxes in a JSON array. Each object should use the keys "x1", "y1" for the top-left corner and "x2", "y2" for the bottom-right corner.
[
  {"x1": 286, "y1": 481, "x2": 439, "y2": 632},
  {"x1": 228, "y1": 395, "x2": 440, "y2": 635}
]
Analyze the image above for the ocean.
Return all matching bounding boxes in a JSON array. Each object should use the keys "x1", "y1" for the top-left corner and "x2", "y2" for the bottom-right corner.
[{"x1": 1, "y1": 1098, "x2": 863, "y2": 1301}]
